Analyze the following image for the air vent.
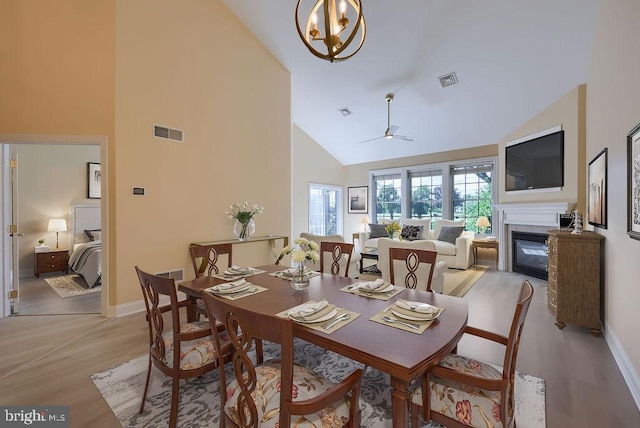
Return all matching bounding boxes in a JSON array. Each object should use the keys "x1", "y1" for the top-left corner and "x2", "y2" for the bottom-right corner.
[
  {"x1": 338, "y1": 107, "x2": 353, "y2": 117},
  {"x1": 155, "y1": 268, "x2": 184, "y2": 281},
  {"x1": 153, "y1": 124, "x2": 184, "y2": 142},
  {"x1": 438, "y1": 72, "x2": 459, "y2": 88}
]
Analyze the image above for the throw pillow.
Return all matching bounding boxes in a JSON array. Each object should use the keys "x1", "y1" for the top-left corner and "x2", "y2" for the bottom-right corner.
[
  {"x1": 369, "y1": 224, "x2": 388, "y2": 239},
  {"x1": 437, "y1": 226, "x2": 464, "y2": 244},
  {"x1": 85, "y1": 229, "x2": 101, "y2": 241},
  {"x1": 434, "y1": 219, "x2": 465, "y2": 240},
  {"x1": 401, "y1": 225, "x2": 423, "y2": 241}
]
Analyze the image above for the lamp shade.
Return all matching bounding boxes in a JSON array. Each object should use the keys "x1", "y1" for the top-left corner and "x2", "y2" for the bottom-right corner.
[
  {"x1": 47, "y1": 218, "x2": 67, "y2": 233},
  {"x1": 476, "y1": 216, "x2": 491, "y2": 228},
  {"x1": 361, "y1": 215, "x2": 370, "y2": 224}
]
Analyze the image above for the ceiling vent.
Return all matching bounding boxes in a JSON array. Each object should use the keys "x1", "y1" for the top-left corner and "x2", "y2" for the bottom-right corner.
[
  {"x1": 338, "y1": 107, "x2": 353, "y2": 117},
  {"x1": 438, "y1": 72, "x2": 459, "y2": 88},
  {"x1": 153, "y1": 124, "x2": 184, "y2": 142}
]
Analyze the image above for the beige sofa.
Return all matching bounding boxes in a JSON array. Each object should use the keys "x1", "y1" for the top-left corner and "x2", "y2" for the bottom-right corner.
[
  {"x1": 299, "y1": 233, "x2": 361, "y2": 278},
  {"x1": 359, "y1": 218, "x2": 474, "y2": 270}
]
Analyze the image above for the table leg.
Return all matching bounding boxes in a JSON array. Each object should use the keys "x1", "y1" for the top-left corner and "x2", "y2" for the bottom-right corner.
[
  {"x1": 360, "y1": 257, "x2": 364, "y2": 274},
  {"x1": 186, "y1": 297, "x2": 197, "y2": 322},
  {"x1": 390, "y1": 376, "x2": 410, "y2": 428}
]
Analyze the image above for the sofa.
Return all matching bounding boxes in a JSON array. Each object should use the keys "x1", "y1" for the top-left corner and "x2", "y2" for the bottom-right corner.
[
  {"x1": 377, "y1": 238, "x2": 447, "y2": 293},
  {"x1": 299, "y1": 233, "x2": 361, "y2": 278},
  {"x1": 359, "y1": 218, "x2": 474, "y2": 270}
]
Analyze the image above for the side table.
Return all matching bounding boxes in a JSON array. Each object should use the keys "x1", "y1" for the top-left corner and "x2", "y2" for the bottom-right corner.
[{"x1": 471, "y1": 239, "x2": 499, "y2": 269}]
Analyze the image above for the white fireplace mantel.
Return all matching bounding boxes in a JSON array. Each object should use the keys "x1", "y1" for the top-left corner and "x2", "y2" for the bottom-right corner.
[{"x1": 494, "y1": 202, "x2": 573, "y2": 270}]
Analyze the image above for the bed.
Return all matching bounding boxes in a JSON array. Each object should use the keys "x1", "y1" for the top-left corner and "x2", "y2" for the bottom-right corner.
[{"x1": 68, "y1": 203, "x2": 102, "y2": 288}]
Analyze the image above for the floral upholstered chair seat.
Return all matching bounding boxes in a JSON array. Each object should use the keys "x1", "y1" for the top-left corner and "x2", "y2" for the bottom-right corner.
[
  {"x1": 410, "y1": 353, "x2": 508, "y2": 427},
  {"x1": 157, "y1": 321, "x2": 223, "y2": 370},
  {"x1": 224, "y1": 361, "x2": 352, "y2": 427}
]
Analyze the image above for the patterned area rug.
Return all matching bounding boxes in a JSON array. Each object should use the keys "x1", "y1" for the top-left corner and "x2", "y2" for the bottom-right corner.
[
  {"x1": 44, "y1": 274, "x2": 101, "y2": 298},
  {"x1": 91, "y1": 339, "x2": 545, "y2": 427},
  {"x1": 442, "y1": 265, "x2": 489, "y2": 297}
]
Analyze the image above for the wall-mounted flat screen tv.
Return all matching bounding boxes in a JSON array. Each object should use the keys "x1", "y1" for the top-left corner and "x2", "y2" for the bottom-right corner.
[{"x1": 505, "y1": 130, "x2": 564, "y2": 191}]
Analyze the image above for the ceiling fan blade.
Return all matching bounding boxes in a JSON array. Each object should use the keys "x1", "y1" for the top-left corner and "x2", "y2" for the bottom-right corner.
[
  {"x1": 387, "y1": 125, "x2": 399, "y2": 135},
  {"x1": 357, "y1": 135, "x2": 385, "y2": 144},
  {"x1": 393, "y1": 134, "x2": 415, "y2": 142}
]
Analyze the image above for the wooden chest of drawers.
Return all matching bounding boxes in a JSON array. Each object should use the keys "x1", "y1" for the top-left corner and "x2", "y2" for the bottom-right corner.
[
  {"x1": 34, "y1": 249, "x2": 69, "y2": 277},
  {"x1": 547, "y1": 229, "x2": 604, "y2": 335}
]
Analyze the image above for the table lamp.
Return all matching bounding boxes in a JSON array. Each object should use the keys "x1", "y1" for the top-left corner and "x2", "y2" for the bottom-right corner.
[
  {"x1": 360, "y1": 215, "x2": 370, "y2": 232},
  {"x1": 476, "y1": 216, "x2": 490, "y2": 237},
  {"x1": 48, "y1": 218, "x2": 67, "y2": 249}
]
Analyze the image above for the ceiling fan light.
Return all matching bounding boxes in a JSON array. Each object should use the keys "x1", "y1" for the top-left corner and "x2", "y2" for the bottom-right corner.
[{"x1": 295, "y1": 0, "x2": 366, "y2": 63}]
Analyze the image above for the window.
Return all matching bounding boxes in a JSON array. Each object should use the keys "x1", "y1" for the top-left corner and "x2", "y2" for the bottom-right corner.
[
  {"x1": 451, "y1": 164, "x2": 493, "y2": 233},
  {"x1": 373, "y1": 174, "x2": 402, "y2": 221},
  {"x1": 409, "y1": 170, "x2": 442, "y2": 223},
  {"x1": 309, "y1": 183, "x2": 342, "y2": 235}
]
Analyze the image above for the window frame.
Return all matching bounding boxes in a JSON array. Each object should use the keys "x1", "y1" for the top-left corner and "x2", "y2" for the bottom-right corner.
[{"x1": 308, "y1": 183, "x2": 343, "y2": 236}]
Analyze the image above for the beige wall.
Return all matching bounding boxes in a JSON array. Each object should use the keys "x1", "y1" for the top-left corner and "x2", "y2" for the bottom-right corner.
[
  {"x1": 291, "y1": 125, "x2": 344, "y2": 241},
  {"x1": 342, "y1": 145, "x2": 498, "y2": 237},
  {"x1": 2, "y1": 0, "x2": 291, "y2": 309},
  {"x1": 497, "y1": 85, "x2": 586, "y2": 213},
  {"x1": 587, "y1": 0, "x2": 640, "y2": 379},
  {"x1": 16, "y1": 145, "x2": 100, "y2": 272}
]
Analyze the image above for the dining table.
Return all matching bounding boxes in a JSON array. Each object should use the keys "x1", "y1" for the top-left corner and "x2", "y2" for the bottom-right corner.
[{"x1": 177, "y1": 264, "x2": 468, "y2": 427}]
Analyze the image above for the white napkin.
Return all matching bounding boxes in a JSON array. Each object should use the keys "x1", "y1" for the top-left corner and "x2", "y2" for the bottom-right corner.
[
  {"x1": 358, "y1": 278, "x2": 386, "y2": 291},
  {"x1": 225, "y1": 266, "x2": 253, "y2": 275},
  {"x1": 210, "y1": 278, "x2": 247, "y2": 292},
  {"x1": 288, "y1": 299, "x2": 328, "y2": 318},
  {"x1": 396, "y1": 299, "x2": 438, "y2": 314}
]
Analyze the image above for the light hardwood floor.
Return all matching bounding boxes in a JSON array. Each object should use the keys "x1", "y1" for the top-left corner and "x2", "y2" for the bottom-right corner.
[
  {"x1": 0, "y1": 267, "x2": 639, "y2": 427},
  {"x1": 16, "y1": 275, "x2": 101, "y2": 315}
]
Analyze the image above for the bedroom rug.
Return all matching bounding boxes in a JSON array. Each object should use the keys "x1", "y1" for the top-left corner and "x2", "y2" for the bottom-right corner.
[
  {"x1": 44, "y1": 275, "x2": 101, "y2": 298},
  {"x1": 91, "y1": 339, "x2": 546, "y2": 427},
  {"x1": 443, "y1": 265, "x2": 488, "y2": 297}
]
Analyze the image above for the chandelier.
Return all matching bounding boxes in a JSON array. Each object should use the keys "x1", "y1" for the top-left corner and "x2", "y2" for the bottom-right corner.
[{"x1": 295, "y1": 0, "x2": 366, "y2": 63}]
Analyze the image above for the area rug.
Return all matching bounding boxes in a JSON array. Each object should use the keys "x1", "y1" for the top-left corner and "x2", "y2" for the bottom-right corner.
[
  {"x1": 44, "y1": 275, "x2": 101, "y2": 298},
  {"x1": 443, "y1": 265, "x2": 488, "y2": 297},
  {"x1": 91, "y1": 339, "x2": 545, "y2": 427}
]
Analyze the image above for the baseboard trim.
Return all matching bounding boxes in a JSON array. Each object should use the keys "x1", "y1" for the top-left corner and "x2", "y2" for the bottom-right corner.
[{"x1": 604, "y1": 321, "x2": 640, "y2": 411}]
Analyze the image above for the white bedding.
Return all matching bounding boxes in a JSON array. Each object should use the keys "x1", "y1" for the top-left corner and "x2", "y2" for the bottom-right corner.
[{"x1": 69, "y1": 240, "x2": 102, "y2": 288}]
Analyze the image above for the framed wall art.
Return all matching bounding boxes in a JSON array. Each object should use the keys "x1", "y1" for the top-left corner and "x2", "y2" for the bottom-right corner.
[
  {"x1": 588, "y1": 148, "x2": 607, "y2": 228},
  {"x1": 347, "y1": 186, "x2": 368, "y2": 214},
  {"x1": 628, "y1": 123, "x2": 640, "y2": 240},
  {"x1": 87, "y1": 162, "x2": 101, "y2": 199}
]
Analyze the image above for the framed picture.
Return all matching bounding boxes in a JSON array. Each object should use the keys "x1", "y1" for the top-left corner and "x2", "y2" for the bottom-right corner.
[
  {"x1": 628, "y1": 123, "x2": 640, "y2": 240},
  {"x1": 348, "y1": 186, "x2": 368, "y2": 214},
  {"x1": 588, "y1": 148, "x2": 607, "y2": 228},
  {"x1": 87, "y1": 162, "x2": 101, "y2": 199}
]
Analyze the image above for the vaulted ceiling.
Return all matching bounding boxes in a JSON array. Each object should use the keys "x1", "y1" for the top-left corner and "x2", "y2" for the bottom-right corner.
[{"x1": 222, "y1": 0, "x2": 599, "y2": 165}]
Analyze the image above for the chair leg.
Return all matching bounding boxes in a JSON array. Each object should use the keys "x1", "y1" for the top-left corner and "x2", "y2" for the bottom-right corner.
[
  {"x1": 410, "y1": 402, "x2": 421, "y2": 428},
  {"x1": 255, "y1": 339, "x2": 264, "y2": 365},
  {"x1": 139, "y1": 356, "x2": 152, "y2": 414},
  {"x1": 169, "y1": 374, "x2": 180, "y2": 428}
]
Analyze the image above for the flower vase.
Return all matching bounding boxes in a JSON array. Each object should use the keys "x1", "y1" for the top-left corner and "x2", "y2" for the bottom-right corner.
[
  {"x1": 291, "y1": 262, "x2": 310, "y2": 290},
  {"x1": 233, "y1": 218, "x2": 255, "y2": 241}
]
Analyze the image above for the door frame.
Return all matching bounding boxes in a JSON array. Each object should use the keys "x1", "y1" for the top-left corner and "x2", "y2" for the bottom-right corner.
[{"x1": 0, "y1": 134, "x2": 109, "y2": 318}]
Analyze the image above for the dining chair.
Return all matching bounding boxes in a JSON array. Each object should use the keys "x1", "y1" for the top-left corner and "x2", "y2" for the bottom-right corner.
[
  {"x1": 319, "y1": 241, "x2": 354, "y2": 277},
  {"x1": 202, "y1": 289, "x2": 363, "y2": 428},
  {"x1": 409, "y1": 280, "x2": 534, "y2": 428},
  {"x1": 189, "y1": 243, "x2": 233, "y2": 319},
  {"x1": 189, "y1": 243, "x2": 233, "y2": 278},
  {"x1": 136, "y1": 266, "x2": 232, "y2": 428},
  {"x1": 388, "y1": 247, "x2": 438, "y2": 291}
]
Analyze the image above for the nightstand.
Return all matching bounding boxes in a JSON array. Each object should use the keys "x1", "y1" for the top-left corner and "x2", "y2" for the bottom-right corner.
[{"x1": 34, "y1": 249, "x2": 69, "y2": 277}]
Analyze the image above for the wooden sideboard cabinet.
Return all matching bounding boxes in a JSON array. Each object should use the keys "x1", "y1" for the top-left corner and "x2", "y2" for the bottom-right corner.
[
  {"x1": 547, "y1": 229, "x2": 604, "y2": 336},
  {"x1": 34, "y1": 249, "x2": 69, "y2": 277}
]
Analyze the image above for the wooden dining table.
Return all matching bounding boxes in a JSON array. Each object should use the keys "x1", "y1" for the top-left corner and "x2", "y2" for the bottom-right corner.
[{"x1": 177, "y1": 265, "x2": 468, "y2": 427}]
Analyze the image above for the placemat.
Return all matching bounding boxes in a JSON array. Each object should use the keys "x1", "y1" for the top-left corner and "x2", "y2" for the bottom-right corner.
[
  {"x1": 204, "y1": 284, "x2": 268, "y2": 300},
  {"x1": 211, "y1": 268, "x2": 266, "y2": 281},
  {"x1": 369, "y1": 304, "x2": 445, "y2": 334},
  {"x1": 276, "y1": 301, "x2": 360, "y2": 334},
  {"x1": 339, "y1": 283, "x2": 405, "y2": 301}
]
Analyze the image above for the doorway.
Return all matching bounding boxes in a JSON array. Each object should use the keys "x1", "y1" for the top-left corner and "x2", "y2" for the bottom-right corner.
[{"x1": 0, "y1": 134, "x2": 109, "y2": 318}]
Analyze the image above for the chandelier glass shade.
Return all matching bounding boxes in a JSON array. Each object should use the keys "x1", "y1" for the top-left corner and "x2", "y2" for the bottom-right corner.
[{"x1": 295, "y1": 0, "x2": 366, "y2": 63}]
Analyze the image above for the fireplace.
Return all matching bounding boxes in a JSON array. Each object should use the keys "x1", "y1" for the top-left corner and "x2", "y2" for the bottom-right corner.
[{"x1": 512, "y1": 232, "x2": 548, "y2": 280}]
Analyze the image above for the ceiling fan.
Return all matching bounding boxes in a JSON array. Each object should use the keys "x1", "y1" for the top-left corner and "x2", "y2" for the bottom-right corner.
[{"x1": 358, "y1": 93, "x2": 415, "y2": 143}]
